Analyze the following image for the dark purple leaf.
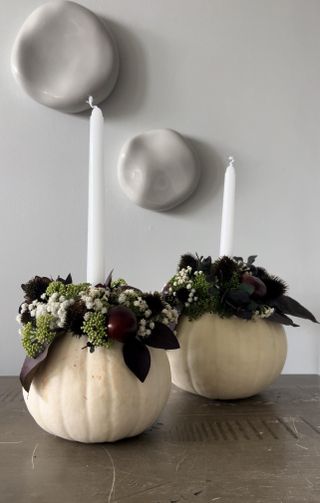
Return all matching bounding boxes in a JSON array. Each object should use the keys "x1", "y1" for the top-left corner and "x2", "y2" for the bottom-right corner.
[
  {"x1": 247, "y1": 255, "x2": 257, "y2": 266},
  {"x1": 123, "y1": 339, "x2": 151, "y2": 382},
  {"x1": 233, "y1": 256, "x2": 244, "y2": 263},
  {"x1": 270, "y1": 295, "x2": 318, "y2": 323},
  {"x1": 199, "y1": 256, "x2": 212, "y2": 275},
  {"x1": 145, "y1": 322, "x2": 180, "y2": 350},
  {"x1": 65, "y1": 273, "x2": 72, "y2": 284},
  {"x1": 57, "y1": 274, "x2": 72, "y2": 284},
  {"x1": 225, "y1": 289, "x2": 251, "y2": 307},
  {"x1": 20, "y1": 345, "x2": 50, "y2": 392},
  {"x1": 161, "y1": 281, "x2": 171, "y2": 295},
  {"x1": 104, "y1": 270, "x2": 113, "y2": 288},
  {"x1": 267, "y1": 311, "x2": 299, "y2": 327}
]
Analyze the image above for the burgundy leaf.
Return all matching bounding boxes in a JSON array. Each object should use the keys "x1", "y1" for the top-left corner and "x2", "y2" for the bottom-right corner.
[
  {"x1": 104, "y1": 270, "x2": 113, "y2": 288},
  {"x1": 267, "y1": 311, "x2": 299, "y2": 327},
  {"x1": 247, "y1": 255, "x2": 257, "y2": 266},
  {"x1": 161, "y1": 281, "x2": 171, "y2": 295},
  {"x1": 145, "y1": 322, "x2": 180, "y2": 350},
  {"x1": 270, "y1": 295, "x2": 318, "y2": 323},
  {"x1": 122, "y1": 339, "x2": 151, "y2": 382},
  {"x1": 57, "y1": 273, "x2": 72, "y2": 284},
  {"x1": 65, "y1": 273, "x2": 72, "y2": 284},
  {"x1": 20, "y1": 345, "x2": 50, "y2": 392}
]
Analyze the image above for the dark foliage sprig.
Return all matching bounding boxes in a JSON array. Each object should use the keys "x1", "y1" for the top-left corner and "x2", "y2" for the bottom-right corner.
[
  {"x1": 18, "y1": 274, "x2": 179, "y2": 391},
  {"x1": 163, "y1": 254, "x2": 318, "y2": 326}
]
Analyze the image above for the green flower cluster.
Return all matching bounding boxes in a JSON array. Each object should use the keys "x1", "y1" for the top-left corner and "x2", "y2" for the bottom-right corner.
[
  {"x1": 45, "y1": 281, "x2": 89, "y2": 300},
  {"x1": 82, "y1": 312, "x2": 112, "y2": 349},
  {"x1": 21, "y1": 314, "x2": 55, "y2": 358}
]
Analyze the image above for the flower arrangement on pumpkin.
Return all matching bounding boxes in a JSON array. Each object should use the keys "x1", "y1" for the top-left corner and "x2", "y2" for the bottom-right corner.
[
  {"x1": 163, "y1": 254, "x2": 317, "y2": 326},
  {"x1": 17, "y1": 273, "x2": 179, "y2": 391}
]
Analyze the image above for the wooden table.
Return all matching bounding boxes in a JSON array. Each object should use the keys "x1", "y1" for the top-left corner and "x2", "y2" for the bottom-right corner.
[{"x1": 1, "y1": 376, "x2": 320, "y2": 502}]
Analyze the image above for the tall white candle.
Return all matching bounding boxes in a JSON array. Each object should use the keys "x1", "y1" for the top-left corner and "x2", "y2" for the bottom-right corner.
[
  {"x1": 87, "y1": 96, "x2": 105, "y2": 285},
  {"x1": 219, "y1": 156, "x2": 236, "y2": 257}
]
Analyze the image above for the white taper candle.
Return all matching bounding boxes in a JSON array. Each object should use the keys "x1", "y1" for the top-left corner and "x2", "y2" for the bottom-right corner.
[
  {"x1": 219, "y1": 156, "x2": 236, "y2": 257},
  {"x1": 86, "y1": 96, "x2": 105, "y2": 285}
]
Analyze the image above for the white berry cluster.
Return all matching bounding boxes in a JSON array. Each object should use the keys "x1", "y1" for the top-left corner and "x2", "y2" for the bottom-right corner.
[
  {"x1": 17, "y1": 283, "x2": 113, "y2": 332},
  {"x1": 81, "y1": 286, "x2": 110, "y2": 315},
  {"x1": 137, "y1": 303, "x2": 179, "y2": 338},
  {"x1": 171, "y1": 266, "x2": 193, "y2": 290},
  {"x1": 118, "y1": 289, "x2": 151, "y2": 316},
  {"x1": 253, "y1": 306, "x2": 275, "y2": 320},
  {"x1": 118, "y1": 289, "x2": 153, "y2": 338},
  {"x1": 161, "y1": 306, "x2": 179, "y2": 327},
  {"x1": 167, "y1": 267, "x2": 201, "y2": 307},
  {"x1": 17, "y1": 294, "x2": 75, "y2": 330},
  {"x1": 137, "y1": 318, "x2": 154, "y2": 338}
]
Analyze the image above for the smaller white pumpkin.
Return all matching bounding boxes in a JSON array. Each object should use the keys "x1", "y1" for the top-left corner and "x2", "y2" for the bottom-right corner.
[
  {"x1": 23, "y1": 333, "x2": 171, "y2": 443},
  {"x1": 167, "y1": 313, "x2": 287, "y2": 399}
]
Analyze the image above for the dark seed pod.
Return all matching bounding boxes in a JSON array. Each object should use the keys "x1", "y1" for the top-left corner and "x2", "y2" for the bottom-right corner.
[{"x1": 107, "y1": 306, "x2": 138, "y2": 343}]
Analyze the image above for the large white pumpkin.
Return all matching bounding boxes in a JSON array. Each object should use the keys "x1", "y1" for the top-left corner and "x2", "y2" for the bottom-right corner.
[
  {"x1": 167, "y1": 313, "x2": 287, "y2": 399},
  {"x1": 23, "y1": 333, "x2": 171, "y2": 442}
]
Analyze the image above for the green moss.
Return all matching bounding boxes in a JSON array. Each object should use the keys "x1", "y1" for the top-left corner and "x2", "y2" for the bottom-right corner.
[
  {"x1": 223, "y1": 271, "x2": 241, "y2": 291},
  {"x1": 82, "y1": 312, "x2": 111, "y2": 348},
  {"x1": 184, "y1": 273, "x2": 214, "y2": 320}
]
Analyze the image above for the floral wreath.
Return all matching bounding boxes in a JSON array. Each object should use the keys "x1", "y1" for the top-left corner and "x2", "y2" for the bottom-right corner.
[
  {"x1": 18, "y1": 273, "x2": 179, "y2": 391},
  {"x1": 163, "y1": 254, "x2": 317, "y2": 326}
]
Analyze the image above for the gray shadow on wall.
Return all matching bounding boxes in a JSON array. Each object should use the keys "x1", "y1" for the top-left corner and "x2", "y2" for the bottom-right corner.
[
  {"x1": 99, "y1": 18, "x2": 148, "y2": 118},
  {"x1": 76, "y1": 18, "x2": 223, "y2": 216},
  {"x1": 75, "y1": 19, "x2": 147, "y2": 119},
  {"x1": 167, "y1": 138, "x2": 225, "y2": 216}
]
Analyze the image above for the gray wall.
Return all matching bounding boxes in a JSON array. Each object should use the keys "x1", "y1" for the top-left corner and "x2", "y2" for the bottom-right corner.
[{"x1": 1, "y1": 0, "x2": 319, "y2": 374}]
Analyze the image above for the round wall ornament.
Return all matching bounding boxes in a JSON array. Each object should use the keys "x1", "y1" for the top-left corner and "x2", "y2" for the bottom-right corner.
[{"x1": 11, "y1": 1, "x2": 119, "y2": 113}]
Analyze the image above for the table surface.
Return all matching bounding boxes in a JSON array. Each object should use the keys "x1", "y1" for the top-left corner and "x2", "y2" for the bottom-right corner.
[{"x1": 1, "y1": 375, "x2": 320, "y2": 503}]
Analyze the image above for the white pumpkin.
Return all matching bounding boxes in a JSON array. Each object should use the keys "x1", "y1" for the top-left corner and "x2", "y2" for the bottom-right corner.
[
  {"x1": 167, "y1": 313, "x2": 287, "y2": 399},
  {"x1": 23, "y1": 333, "x2": 171, "y2": 442}
]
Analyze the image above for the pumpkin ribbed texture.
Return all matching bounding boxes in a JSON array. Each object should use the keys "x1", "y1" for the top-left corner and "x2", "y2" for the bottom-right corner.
[
  {"x1": 23, "y1": 333, "x2": 171, "y2": 442},
  {"x1": 167, "y1": 314, "x2": 287, "y2": 399}
]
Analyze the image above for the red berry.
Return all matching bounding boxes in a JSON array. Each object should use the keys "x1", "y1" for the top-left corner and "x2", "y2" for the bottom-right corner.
[
  {"x1": 107, "y1": 306, "x2": 138, "y2": 342},
  {"x1": 242, "y1": 273, "x2": 267, "y2": 298}
]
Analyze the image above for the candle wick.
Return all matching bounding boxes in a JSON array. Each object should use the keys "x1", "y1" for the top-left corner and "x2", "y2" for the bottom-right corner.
[
  {"x1": 86, "y1": 95, "x2": 96, "y2": 109},
  {"x1": 228, "y1": 156, "x2": 235, "y2": 167}
]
